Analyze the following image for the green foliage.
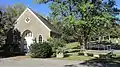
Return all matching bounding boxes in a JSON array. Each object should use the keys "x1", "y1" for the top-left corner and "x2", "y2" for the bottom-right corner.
[
  {"x1": 0, "y1": 4, "x2": 25, "y2": 55},
  {"x1": 87, "y1": 53, "x2": 94, "y2": 57},
  {"x1": 99, "y1": 52, "x2": 116, "y2": 59},
  {"x1": 47, "y1": 38, "x2": 66, "y2": 53},
  {"x1": 6, "y1": 4, "x2": 26, "y2": 19},
  {"x1": 56, "y1": 47, "x2": 65, "y2": 54},
  {"x1": 35, "y1": 0, "x2": 120, "y2": 50},
  {"x1": 0, "y1": 9, "x2": 16, "y2": 54},
  {"x1": 51, "y1": 52, "x2": 56, "y2": 57},
  {"x1": 78, "y1": 50, "x2": 85, "y2": 56},
  {"x1": 30, "y1": 41, "x2": 52, "y2": 58},
  {"x1": 66, "y1": 49, "x2": 80, "y2": 53},
  {"x1": 78, "y1": 52, "x2": 84, "y2": 56},
  {"x1": 65, "y1": 42, "x2": 80, "y2": 49}
]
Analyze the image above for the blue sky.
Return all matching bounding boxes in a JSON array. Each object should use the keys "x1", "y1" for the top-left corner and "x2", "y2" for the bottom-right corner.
[
  {"x1": 0, "y1": 0, "x2": 120, "y2": 17},
  {"x1": 0, "y1": 0, "x2": 51, "y2": 16}
]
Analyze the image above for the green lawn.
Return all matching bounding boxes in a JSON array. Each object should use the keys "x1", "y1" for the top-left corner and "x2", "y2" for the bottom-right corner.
[
  {"x1": 114, "y1": 52, "x2": 120, "y2": 57},
  {"x1": 65, "y1": 42, "x2": 80, "y2": 49},
  {"x1": 63, "y1": 42, "x2": 120, "y2": 61},
  {"x1": 55, "y1": 56, "x2": 93, "y2": 61}
]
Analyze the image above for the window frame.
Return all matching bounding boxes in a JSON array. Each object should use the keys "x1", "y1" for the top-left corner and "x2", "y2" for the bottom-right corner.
[
  {"x1": 25, "y1": 17, "x2": 30, "y2": 23},
  {"x1": 38, "y1": 35, "x2": 43, "y2": 42}
]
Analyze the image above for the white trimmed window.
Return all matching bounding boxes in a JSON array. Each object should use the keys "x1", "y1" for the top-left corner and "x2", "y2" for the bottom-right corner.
[{"x1": 39, "y1": 35, "x2": 42, "y2": 42}]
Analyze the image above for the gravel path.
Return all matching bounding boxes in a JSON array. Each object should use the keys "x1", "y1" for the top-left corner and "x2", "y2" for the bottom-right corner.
[{"x1": 0, "y1": 57, "x2": 87, "y2": 67}]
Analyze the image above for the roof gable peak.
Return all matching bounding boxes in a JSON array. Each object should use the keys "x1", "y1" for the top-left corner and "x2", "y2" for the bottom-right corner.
[{"x1": 16, "y1": 7, "x2": 59, "y2": 33}]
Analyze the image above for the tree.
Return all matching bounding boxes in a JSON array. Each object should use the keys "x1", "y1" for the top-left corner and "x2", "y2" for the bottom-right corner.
[
  {"x1": 0, "y1": 8, "x2": 15, "y2": 53},
  {"x1": 35, "y1": 0, "x2": 120, "y2": 49},
  {"x1": 0, "y1": 4, "x2": 25, "y2": 54},
  {"x1": 6, "y1": 3, "x2": 26, "y2": 19}
]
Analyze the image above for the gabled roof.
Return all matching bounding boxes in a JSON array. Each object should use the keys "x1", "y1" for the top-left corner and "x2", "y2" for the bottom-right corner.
[{"x1": 16, "y1": 8, "x2": 59, "y2": 34}]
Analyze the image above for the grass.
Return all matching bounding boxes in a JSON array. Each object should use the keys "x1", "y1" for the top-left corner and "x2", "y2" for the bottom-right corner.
[
  {"x1": 65, "y1": 42, "x2": 80, "y2": 49},
  {"x1": 63, "y1": 41, "x2": 120, "y2": 61},
  {"x1": 66, "y1": 49, "x2": 81, "y2": 53},
  {"x1": 55, "y1": 56, "x2": 93, "y2": 61},
  {"x1": 114, "y1": 52, "x2": 120, "y2": 57},
  {"x1": 64, "y1": 42, "x2": 94, "y2": 61}
]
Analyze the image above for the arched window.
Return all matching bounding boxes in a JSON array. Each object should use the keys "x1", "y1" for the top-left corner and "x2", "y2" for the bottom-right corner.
[
  {"x1": 22, "y1": 30, "x2": 32, "y2": 37},
  {"x1": 39, "y1": 35, "x2": 42, "y2": 42}
]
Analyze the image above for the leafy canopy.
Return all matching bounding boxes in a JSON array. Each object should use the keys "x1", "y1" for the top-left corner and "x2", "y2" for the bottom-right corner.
[{"x1": 35, "y1": 0, "x2": 120, "y2": 49}]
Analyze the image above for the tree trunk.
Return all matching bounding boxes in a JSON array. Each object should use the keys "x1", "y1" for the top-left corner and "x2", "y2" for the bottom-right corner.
[
  {"x1": 78, "y1": 37, "x2": 85, "y2": 50},
  {"x1": 99, "y1": 36, "x2": 101, "y2": 43},
  {"x1": 108, "y1": 35, "x2": 111, "y2": 41},
  {"x1": 81, "y1": 42, "x2": 85, "y2": 50},
  {"x1": 102, "y1": 36, "x2": 105, "y2": 41},
  {"x1": 80, "y1": 37, "x2": 86, "y2": 50},
  {"x1": 78, "y1": 34, "x2": 88, "y2": 50}
]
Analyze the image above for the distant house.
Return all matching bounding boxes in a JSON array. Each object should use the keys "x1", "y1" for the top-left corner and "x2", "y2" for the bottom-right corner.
[{"x1": 14, "y1": 8, "x2": 59, "y2": 52}]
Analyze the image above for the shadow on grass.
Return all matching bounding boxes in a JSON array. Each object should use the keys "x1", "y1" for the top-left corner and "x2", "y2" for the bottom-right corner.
[
  {"x1": 64, "y1": 57, "x2": 120, "y2": 67},
  {"x1": 64, "y1": 64, "x2": 77, "y2": 67},
  {"x1": 64, "y1": 52, "x2": 120, "y2": 67},
  {"x1": 79, "y1": 57, "x2": 120, "y2": 67},
  {"x1": 72, "y1": 45, "x2": 80, "y2": 49}
]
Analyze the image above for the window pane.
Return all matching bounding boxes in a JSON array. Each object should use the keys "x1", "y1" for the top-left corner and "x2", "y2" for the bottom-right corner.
[{"x1": 39, "y1": 35, "x2": 42, "y2": 42}]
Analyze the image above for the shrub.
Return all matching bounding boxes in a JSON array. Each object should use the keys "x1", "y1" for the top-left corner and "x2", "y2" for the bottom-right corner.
[
  {"x1": 79, "y1": 50, "x2": 85, "y2": 52},
  {"x1": 47, "y1": 38, "x2": 66, "y2": 53},
  {"x1": 87, "y1": 53, "x2": 93, "y2": 57},
  {"x1": 51, "y1": 52, "x2": 56, "y2": 57},
  {"x1": 78, "y1": 50, "x2": 85, "y2": 56},
  {"x1": 99, "y1": 54, "x2": 106, "y2": 59},
  {"x1": 30, "y1": 41, "x2": 52, "y2": 58},
  {"x1": 78, "y1": 52, "x2": 84, "y2": 56},
  {"x1": 64, "y1": 50, "x2": 69, "y2": 53},
  {"x1": 56, "y1": 47, "x2": 66, "y2": 54},
  {"x1": 47, "y1": 38, "x2": 66, "y2": 57}
]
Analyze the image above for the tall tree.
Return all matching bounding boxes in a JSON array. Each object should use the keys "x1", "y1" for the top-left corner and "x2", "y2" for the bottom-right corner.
[
  {"x1": 0, "y1": 4, "x2": 25, "y2": 53},
  {"x1": 35, "y1": 0, "x2": 120, "y2": 49},
  {"x1": 6, "y1": 4, "x2": 26, "y2": 25}
]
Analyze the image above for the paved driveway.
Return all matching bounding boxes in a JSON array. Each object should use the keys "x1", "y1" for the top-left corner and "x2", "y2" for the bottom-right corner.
[{"x1": 0, "y1": 57, "x2": 87, "y2": 67}]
